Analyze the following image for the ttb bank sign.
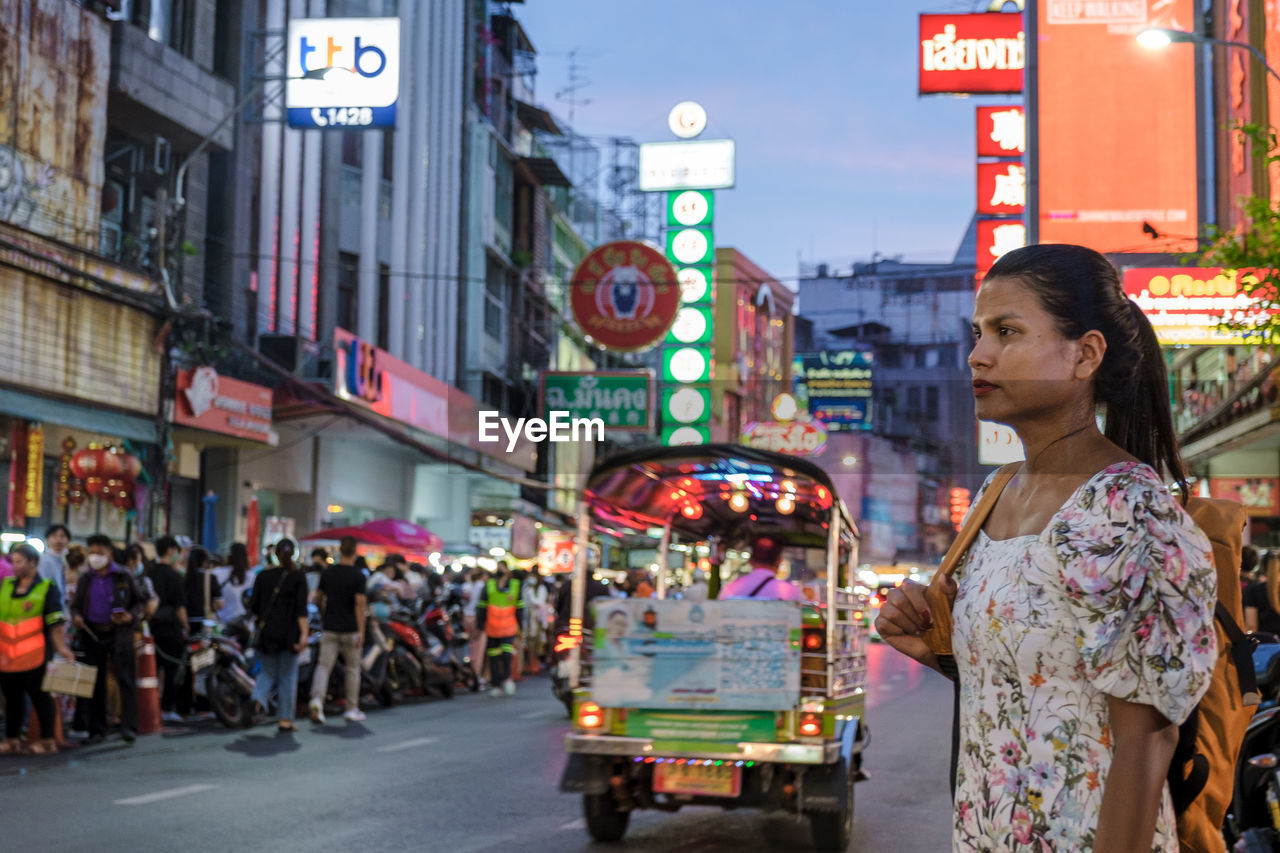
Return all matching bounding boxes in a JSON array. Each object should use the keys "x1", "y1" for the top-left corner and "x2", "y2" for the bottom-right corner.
[{"x1": 285, "y1": 18, "x2": 400, "y2": 130}]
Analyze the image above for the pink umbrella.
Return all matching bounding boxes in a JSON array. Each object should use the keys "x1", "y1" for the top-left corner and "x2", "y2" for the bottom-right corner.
[
  {"x1": 299, "y1": 525, "x2": 401, "y2": 547},
  {"x1": 357, "y1": 518, "x2": 443, "y2": 552}
]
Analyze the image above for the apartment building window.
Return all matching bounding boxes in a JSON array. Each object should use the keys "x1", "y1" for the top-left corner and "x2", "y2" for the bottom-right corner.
[
  {"x1": 377, "y1": 263, "x2": 390, "y2": 350},
  {"x1": 138, "y1": 0, "x2": 194, "y2": 56},
  {"x1": 382, "y1": 130, "x2": 394, "y2": 181},
  {"x1": 342, "y1": 132, "x2": 362, "y2": 168},
  {"x1": 485, "y1": 264, "x2": 507, "y2": 340},
  {"x1": 337, "y1": 251, "x2": 359, "y2": 333},
  {"x1": 926, "y1": 386, "x2": 939, "y2": 421},
  {"x1": 907, "y1": 386, "x2": 921, "y2": 415},
  {"x1": 100, "y1": 180, "x2": 125, "y2": 258}
]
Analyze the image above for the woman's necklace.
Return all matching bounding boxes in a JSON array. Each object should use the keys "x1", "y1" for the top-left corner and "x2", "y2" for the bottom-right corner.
[{"x1": 1029, "y1": 422, "x2": 1095, "y2": 470}]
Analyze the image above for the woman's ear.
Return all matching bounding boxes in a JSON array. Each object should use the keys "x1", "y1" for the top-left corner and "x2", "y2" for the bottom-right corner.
[{"x1": 1075, "y1": 329, "x2": 1107, "y2": 380}]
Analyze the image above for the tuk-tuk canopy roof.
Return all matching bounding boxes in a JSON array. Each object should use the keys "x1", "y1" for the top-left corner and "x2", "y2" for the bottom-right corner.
[{"x1": 583, "y1": 444, "x2": 858, "y2": 550}]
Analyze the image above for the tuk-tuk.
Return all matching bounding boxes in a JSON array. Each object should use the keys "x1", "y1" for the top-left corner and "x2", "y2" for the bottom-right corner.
[{"x1": 559, "y1": 445, "x2": 870, "y2": 851}]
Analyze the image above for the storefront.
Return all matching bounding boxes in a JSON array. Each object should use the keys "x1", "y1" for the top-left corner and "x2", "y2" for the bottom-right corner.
[{"x1": 0, "y1": 223, "x2": 166, "y2": 542}]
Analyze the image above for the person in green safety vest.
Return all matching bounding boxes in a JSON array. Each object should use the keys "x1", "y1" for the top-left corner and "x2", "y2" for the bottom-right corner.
[
  {"x1": 1, "y1": 542, "x2": 74, "y2": 755},
  {"x1": 476, "y1": 562, "x2": 525, "y2": 697}
]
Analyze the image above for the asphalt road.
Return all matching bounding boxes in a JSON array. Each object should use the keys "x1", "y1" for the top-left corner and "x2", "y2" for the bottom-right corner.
[{"x1": 1, "y1": 644, "x2": 953, "y2": 853}]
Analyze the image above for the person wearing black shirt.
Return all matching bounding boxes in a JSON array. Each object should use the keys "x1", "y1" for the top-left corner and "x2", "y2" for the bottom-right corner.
[
  {"x1": 184, "y1": 547, "x2": 224, "y2": 625},
  {"x1": 309, "y1": 536, "x2": 367, "y2": 724},
  {"x1": 1245, "y1": 551, "x2": 1280, "y2": 638},
  {"x1": 247, "y1": 538, "x2": 309, "y2": 732},
  {"x1": 146, "y1": 536, "x2": 189, "y2": 722}
]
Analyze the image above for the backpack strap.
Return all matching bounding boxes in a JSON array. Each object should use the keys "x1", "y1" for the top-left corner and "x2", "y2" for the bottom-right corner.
[
  {"x1": 747, "y1": 573, "x2": 775, "y2": 598},
  {"x1": 921, "y1": 463, "x2": 1020, "y2": 657},
  {"x1": 1216, "y1": 601, "x2": 1261, "y2": 706}
]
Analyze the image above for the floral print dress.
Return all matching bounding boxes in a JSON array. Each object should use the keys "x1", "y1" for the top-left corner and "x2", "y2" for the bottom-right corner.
[{"x1": 951, "y1": 461, "x2": 1217, "y2": 852}]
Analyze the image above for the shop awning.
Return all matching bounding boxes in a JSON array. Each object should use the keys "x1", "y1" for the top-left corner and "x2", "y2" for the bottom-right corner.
[
  {"x1": 520, "y1": 156, "x2": 571, "y2": 187},
  {"x1": 0, "y1": 385, "x2": 158, "y2": 442},
  {"x1": 514, "y1": 100, "x2": 562, "y2": 135}
]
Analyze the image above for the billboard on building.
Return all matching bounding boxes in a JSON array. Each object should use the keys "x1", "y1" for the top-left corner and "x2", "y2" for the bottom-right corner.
[
  {"x1": 1122, "y1": 267, "x2": 1274, "y2": 345},
  {"x1": 0, "y1": 1, "x2": 110, "y2": 249},
  {"x1": 918, "y1": 13, "x2": 1026, "y2": 95},
  {"x1": 1036, "y1": 0, "x2": 1199, "y2": 252},
  {"x1": 792, "y1": 351, "x2": 873, "y2": 432},
  {"x1": 286, "y1": 17, "x2": 401, "y2": 129}
]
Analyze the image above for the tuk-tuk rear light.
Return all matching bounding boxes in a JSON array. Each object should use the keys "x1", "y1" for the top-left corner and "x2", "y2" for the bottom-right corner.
[
  {"x1": 799, "y1": 713, "x2": 822, "y2": 737},
  {"x1": 1250, "y1": 754, "x2": 1280, "y2": 769},
  {"x1": 578, "y1": 702, "x2": 604, "y2": 729}
]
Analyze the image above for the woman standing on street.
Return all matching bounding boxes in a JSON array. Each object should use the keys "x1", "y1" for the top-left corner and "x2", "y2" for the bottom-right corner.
[
  {"x1": 876, "y1": 244, "x2": 1217, "y2": 852},
  {"x1": 247, "y1": 538, "x2": 308, "y2": 733},
  {"x1": 0, "y1": 543, "x2": 75, "y2": 755}
]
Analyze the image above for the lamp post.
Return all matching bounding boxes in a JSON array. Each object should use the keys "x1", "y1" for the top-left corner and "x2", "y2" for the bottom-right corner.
[{"x1": 1138, "y1": 27, "x2": 1280, "y2": 84}]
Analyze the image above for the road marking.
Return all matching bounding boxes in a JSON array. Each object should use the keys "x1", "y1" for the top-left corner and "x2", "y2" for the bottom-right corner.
[
  {"x1": 518, "y1": 709, "x2": 556, "y2": 720},
  {"x1": 374, "y1": 736, "x2": 438, "y2": 753},
  {"x1": 560, "y1": 819, "x2": 585, "y2": 831},
  {"x1": 115, "y1": 784, "x2": 215, "y2": 806}
]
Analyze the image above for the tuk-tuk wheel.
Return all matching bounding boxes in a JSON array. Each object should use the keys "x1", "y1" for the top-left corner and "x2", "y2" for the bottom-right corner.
[
  {"x1": 808, "y1": 759, "x2": 854, "y2": 852},
  {"x1": 583, "y1": 791, "x2": 630, "y2": 842}
]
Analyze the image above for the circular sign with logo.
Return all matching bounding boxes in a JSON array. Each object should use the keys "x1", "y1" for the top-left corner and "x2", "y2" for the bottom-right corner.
[
  {"x1": 668, "y1": 101, "x2": 707, "y2": 139},
  {"x1": 570, "y1": 241, "x2": 680, "y2": 352}
]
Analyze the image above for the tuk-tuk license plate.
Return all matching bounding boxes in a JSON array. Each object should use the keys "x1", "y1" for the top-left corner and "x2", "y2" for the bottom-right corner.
[
  {"x1": 189, "y1": 649, "x2": 215, "y2": 673},
  {"x1": 653, "y1": 762, "x2": 742, "y2": 798}
]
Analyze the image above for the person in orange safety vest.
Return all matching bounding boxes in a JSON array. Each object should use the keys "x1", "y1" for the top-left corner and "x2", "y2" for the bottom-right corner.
[
  {"x1": 477, "y1": 564, "x2": 524, "y2": 697},
  {"x1": 0, "y1": 542, "x2": 75, "y2": 755}
]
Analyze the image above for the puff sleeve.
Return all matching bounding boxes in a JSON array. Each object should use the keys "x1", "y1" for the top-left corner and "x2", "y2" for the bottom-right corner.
[{"x1": 1050, "y1": 463, "x2": 1217, "y2": 726}]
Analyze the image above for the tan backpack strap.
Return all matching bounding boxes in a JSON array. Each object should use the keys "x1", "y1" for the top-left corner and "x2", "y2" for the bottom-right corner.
[{"x1": 921, "y1": 463, "x2": 1019, "y2": 656}]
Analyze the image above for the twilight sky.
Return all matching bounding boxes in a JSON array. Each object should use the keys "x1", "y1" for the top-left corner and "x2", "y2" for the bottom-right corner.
[{"x1": 517, "y1": 0, "x2": 1010, "y2": 284}]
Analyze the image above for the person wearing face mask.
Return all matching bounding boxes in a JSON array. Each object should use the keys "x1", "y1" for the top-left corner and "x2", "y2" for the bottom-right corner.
[{"x1": 69, "y1": 534, "x2": 145, "y2": 744}]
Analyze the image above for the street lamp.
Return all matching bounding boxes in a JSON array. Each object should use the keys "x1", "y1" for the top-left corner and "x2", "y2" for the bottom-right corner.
[{"x1": 1137, "y1": 27, "x2": 1280, "y2": 83}]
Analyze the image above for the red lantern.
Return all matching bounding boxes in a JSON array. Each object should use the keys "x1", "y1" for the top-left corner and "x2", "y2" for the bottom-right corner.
[
  {"x1": 70, "y1": 449, "x2": 141, "y2": 482},
  {"x1": 84, "y1": 476, "x2": 105, "y2": 496},
  {"x1": 112, "y1": 493, "x2": 132, "y2": 510},
  {"x1": 69, "y1": 488, "x2": 85, "y2": 507}
]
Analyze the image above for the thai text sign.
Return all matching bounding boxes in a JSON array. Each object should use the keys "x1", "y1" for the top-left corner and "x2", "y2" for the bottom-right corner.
[
  {"x1": 740, "y1": 420, "x2": 828, "y2": 456},
  {"x1": 174, "y1": 367, "x2": 277, "y2": 445},
  {"x1": 919, "y1": 13, "x2": 1025, "y2": 95},
  {"x1": 591, "y1": 599, "x2": 801, "y2": 711},
  {"x1": 570, "y1": 241, "x2": 681, "y2": 352},
  {"x1": 539, "y1": 371, "x2": 652, "y2": 432},
  {"x1": 793, "y1": 351, "x2": 873, "y2": 432},
  {"x1": 1122, "y1": 267, "x2": 1274, "y2": 345},
  {"x1": 638, "y1": 139, "x2": 737, "y2": 192}
]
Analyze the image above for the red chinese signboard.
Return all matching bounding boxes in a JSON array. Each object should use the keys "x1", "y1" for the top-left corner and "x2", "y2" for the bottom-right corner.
[
  {"x1": 1210, "y1": 478, "x2": 1280, "y2": 517},
  {"x1": 740, "y1": 421, "x2": 827, "y2": 456},
  {"x1": 1122, "y1": 267, "x2": 1275, "y2": 346},
  {"x1": 919, "y1": 13, "x2": 1025, "y2": 95},
  {"x1": 570, "y1": 241, "x2": 681, "y2": 352},
  {"x1": 174, "y1": 367, "x2": 276, "y2": 444},
  {"x1": 976, "y1": 218, "x2": 1026, "y2": 278},
  {"x1": 976, "y1": 105, "x2": 1025, "y2": 157},
  {"x1": 977, "y1": 161, "x2": 1025, "y2": 215}
]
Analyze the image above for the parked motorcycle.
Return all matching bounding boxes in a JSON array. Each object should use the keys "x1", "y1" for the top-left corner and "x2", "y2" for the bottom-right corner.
[
  {"x1": 1224, "y1": 636, "x2": 1280, "y2": 851},
  {"x1": 187, "y1": 618, "x2": 256, "y2": 729},
  {"x1": 418, "y1": 594, "x2": 479, "y2": 693},
  {"x1": 296, "y1": 613, "x2": 399, "y2": 710},
  {"x1": 382, "y1": 606, "x2": 453, "y2": 699}
]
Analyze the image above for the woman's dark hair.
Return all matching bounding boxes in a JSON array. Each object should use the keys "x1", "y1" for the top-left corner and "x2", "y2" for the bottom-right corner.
[
  {"x1": 275, "y1": 538, "x2": 297, "y2": 571},
  {"x1": 228, "y1": 542, "x2": 250, "y2": 585},
  {"x1": 187, "y1": 547, "x2": 211, "y2": 571},
  {"x1": 985, "y1": 243, "x2": 1187, "y2": 495}
]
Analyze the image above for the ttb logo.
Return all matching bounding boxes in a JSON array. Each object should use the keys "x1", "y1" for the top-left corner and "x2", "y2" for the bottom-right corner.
[{"x1": 286, "y1": 17, "x2": 400, "y2": 130}]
